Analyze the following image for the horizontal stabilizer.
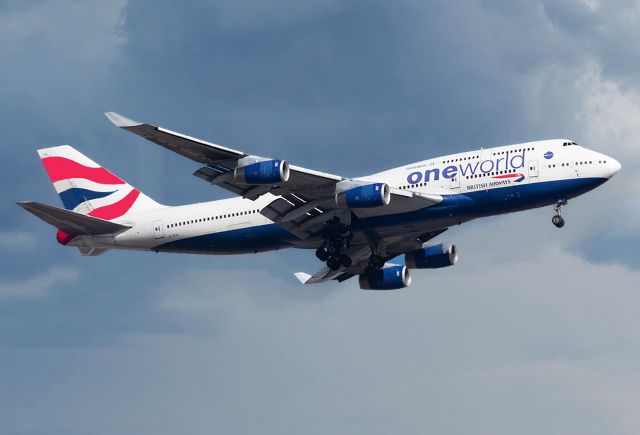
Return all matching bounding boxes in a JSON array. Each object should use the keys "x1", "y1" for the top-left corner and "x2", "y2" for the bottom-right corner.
[{"x1": 17, "y1": 201, "x2": 130, "y2": 235}]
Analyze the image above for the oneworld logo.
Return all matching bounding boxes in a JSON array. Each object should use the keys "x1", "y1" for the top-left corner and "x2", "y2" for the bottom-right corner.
[
  {"x1": 406, "y1": 150, "x2": 527, "y2": 184},
  {"x1": 544, "y1": 151, "x2": 553, "y2": 160}
]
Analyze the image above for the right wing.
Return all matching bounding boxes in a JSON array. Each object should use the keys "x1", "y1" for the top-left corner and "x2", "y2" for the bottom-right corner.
[{"x1": 296, "y1": 229, "x2": 448, "y2": 284}]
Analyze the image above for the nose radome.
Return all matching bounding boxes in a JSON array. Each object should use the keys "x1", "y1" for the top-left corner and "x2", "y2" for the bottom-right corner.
[{"x1": 609, "y1": 157, "x2": 621, "y2": 177}]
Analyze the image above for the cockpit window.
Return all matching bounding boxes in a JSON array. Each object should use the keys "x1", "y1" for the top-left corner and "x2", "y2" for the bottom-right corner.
[{"x1": 562, "y1": 141, "x2": 579, "y2": 146}]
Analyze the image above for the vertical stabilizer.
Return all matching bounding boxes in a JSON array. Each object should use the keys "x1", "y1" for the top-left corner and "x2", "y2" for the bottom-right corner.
[{"x1": 37, "y1": 145, "x2": 162, "y2": 220}]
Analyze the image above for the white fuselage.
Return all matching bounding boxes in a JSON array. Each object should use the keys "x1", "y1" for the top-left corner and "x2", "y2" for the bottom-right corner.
[{"x1": 67, "y1": 139, "x2": 620, "y2": 254}]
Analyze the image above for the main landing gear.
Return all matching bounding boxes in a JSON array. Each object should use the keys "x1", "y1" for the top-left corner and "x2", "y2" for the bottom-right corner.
[
  {"x1": 363, "y1": 254, "x2": 385, "y2": 276},
  {"x1": 315, "y1": 222, "x2": 353, "y2": 271},
  {"x1": 363, "y1": 240, "x2": 386, "y2": 276},
  {"x1": 552, "y1": 198, "x2": 567, "y2": 228}
]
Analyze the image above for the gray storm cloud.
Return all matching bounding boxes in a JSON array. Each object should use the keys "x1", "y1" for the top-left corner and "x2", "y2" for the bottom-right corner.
[{"x1": 1, "y1": 0, "x2": 639, "y2": 434}]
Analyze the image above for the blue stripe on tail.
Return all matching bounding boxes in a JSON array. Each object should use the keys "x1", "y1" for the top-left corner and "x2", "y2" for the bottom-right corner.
[{"x1": 58, "y1": 188, "x2": 115, "y2": 210}]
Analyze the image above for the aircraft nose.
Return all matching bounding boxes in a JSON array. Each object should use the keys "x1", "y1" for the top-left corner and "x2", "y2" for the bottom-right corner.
[{"x1": 608, "y1": 157, "x2": 621, "y2": 177}]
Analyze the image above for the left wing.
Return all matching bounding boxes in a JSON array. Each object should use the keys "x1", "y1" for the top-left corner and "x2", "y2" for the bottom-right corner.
[
  {"x1": 296, "y1": 229, "x2": 448, "y2": 284},
  {"x1": 105, "y1": 112, "x2": 442, "y2": 239}
]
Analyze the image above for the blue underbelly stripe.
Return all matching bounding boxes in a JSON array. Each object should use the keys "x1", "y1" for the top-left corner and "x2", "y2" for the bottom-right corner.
[{"x1": 153, "y1": 177, "x2": 608, "y2": 253}]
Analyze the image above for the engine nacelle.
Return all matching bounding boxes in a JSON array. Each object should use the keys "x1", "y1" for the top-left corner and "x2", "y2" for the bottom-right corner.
[
  {"x1": 359, "y1": 265, "x2": 412, "y2": 290},
  {"x1": 335, "y1": 183, "x2": 390, "y2": 208},
  {"x1": 405, "y1": 243, "x2": 458, "y2": 269},
  {"x1": 234, "y1": 159, "x2": 289, "y2": 184}
]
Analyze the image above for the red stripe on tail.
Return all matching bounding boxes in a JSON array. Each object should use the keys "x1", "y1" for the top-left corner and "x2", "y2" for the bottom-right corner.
[
  {"x1": 88, "y1": 189, "x2": 140, "y2": 220},
  {"x1": 41, "y1": 156, "x2": 125, "y2": 184}
]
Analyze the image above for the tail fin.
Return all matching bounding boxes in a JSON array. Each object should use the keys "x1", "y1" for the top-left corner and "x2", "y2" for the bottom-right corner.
[{"x1": 38, "y1": 145, "x2": 162, "y2": 220}]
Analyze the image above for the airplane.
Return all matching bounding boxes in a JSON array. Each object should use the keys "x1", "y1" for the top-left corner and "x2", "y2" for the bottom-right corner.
[{"x1": 18, "y1": 112, "x2": 621, "y2": 290}]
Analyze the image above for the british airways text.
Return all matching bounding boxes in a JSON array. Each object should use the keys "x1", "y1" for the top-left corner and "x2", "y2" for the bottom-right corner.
[{"x1": 406, "y1": 150, "x2": 526, "y2": 184}]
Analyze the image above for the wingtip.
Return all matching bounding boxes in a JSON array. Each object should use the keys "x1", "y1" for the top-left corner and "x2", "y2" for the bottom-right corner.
[
  {"x1": 294, "y1": 272, "x2": 312, "y2": 285},
  {"x1": 104, "y1": 111, "x2": 142, "y2": 128}
]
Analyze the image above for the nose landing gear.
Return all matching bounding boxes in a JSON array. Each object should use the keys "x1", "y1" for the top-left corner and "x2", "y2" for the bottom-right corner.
[{"x1": 552, "y1": 198, "x2": 567, "y2": 228}]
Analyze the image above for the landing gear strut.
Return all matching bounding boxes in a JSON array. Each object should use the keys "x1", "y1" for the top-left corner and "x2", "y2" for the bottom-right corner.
[
  {"x1": 363, "y1": 242, "x2": 386, "y2": 276},
  {"x1": 315, "y1": 247, "x2": 329, "y2": 261},
  {"x1": 552, "y1": 198, "x2": 567, "y2": 228}
]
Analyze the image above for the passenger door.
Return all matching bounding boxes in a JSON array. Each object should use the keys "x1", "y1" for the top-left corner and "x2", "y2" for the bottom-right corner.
[
  {"x1": 153, "y1": 220, "x2": 164, "y2": 239},
  {"x1": 450, "y1": 174, "x2": 460, "y2": 190},
  {"x1": 528, "y1": 160, "x2": 539, "y2": 179}
]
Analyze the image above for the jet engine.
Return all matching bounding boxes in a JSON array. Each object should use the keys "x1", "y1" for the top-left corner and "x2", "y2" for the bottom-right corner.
[
  {"x1": 359, "y1": 265, "x2": 412, "y2": 290},
  {"x1": 405, "y1": 243, "x2": 458, "y2": 269},
  {"x1": 234, "y1": 159, "x2": 290, "y2": 184},
  {"x1": 335, "y1": 183, "x2": 390, "y2": 208}
]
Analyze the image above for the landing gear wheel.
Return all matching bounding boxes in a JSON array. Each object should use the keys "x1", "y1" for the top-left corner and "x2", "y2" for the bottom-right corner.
[
  {"x1": 315, "y1": 247, "x2": 329, "y2": 261},
  {"x1": 339, "y1": 254, "x2": 352, "y2": 268},
  {"x1": 327, "y1": 257, "x2": 341, "y2": 270},
  {"x1": 327, "y1": 244, "x2": 339, "y2": 256},
  {"x1": 364, "y1": 265, "x2": 375, "y2": 276},
  {"x1": 552, "y1": 198, "x2": 567, "y2": 228},
  {"x1": 552, "y1": 215, "x2": 565, "y2": 228}
]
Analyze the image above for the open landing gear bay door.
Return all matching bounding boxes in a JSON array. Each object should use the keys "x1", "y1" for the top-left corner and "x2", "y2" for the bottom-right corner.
[{"x1": 105, "y1": 112, "x2": 442, "y2": 239}]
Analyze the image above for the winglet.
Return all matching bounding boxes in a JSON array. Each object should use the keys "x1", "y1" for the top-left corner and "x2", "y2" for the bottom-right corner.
[
  {"x1": 104, "y1": 112, "x2": 142, "y2": 128},
  {"x1": 294, "y1": 272, "x2": 312, "y2": 285}
]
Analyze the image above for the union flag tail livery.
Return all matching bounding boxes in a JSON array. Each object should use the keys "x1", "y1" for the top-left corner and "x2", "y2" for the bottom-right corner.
[
  {"x1": 38, "y1": 145, "x2": 161, "y2": 219},
  {"x1": 19, "y1": 112, "x2": 621, "y2": 288}
]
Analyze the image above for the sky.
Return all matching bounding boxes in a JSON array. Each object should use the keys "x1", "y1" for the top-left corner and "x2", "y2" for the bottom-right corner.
[{"x1": 1, "y1": 0, "x2": 640, "y2": 434}]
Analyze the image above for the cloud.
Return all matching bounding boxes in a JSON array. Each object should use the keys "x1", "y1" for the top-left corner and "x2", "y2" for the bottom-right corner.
[
  {"x1": 0, "y1": 266, "x2": 79, "y2": 299},
  {"x1": 0, "y1": 231, "x2": 37, "y2": 250},
  {"x1": 3, "y1": 1, "x2": 640, "y2": 434},
  {"x1": 4, "y1": 244, "x2": 640, "y2": 435},
  {"x1": 0, "y1": 0, "x2": 127, "y2": 118},
  {"x1": 211, "y1": 0, "x2": 345, "y2": 31}
]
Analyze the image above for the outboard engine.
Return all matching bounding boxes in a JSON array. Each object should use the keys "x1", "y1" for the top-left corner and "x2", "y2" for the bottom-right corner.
[
  {"x1": 405, "y1": 243, "x2": 458, "y2": 269},
  {"x1": 359, "y1": 265, "x2": 411, "y2": 290},
  {"x1": 335, "y1": 183, "x2": 390, "y2": 208},
  {"x1": 234, "y1": 159, "x2": 290, "y2": 184}
]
